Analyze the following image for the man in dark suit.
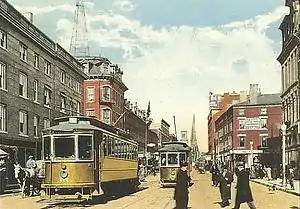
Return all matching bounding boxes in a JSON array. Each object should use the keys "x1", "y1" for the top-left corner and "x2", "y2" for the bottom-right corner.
[
  {"x1": 174, "y1": 161, "x2": 190, "y2": 209},
  {"x1": 218, "y1": 165, "x2": 234, "y2": 207},
  {"x1": 233, "y1": 162, "x2": 257, "y2": 209}
]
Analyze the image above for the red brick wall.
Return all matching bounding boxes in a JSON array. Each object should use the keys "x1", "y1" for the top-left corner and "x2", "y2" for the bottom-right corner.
[{"x1": 232, "y1": 105, "x2": 282, "y2": 150}]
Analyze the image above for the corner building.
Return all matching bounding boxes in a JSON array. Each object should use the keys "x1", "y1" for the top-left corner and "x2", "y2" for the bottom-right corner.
[
  {"x1": 277, "y1": 0, "x2": 300, "y2": 167},
  {"x1": 0, "y1": 0, "x2": 86, "y2": 169},
  {"x1": 215, "y1": 85, "x2": 282, "y2": 169}
]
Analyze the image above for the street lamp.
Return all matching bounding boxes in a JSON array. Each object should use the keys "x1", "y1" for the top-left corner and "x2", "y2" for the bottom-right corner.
[
  {"x1": 281, "y1": 123, "x2": 287, "y2": 187},
  {"x1": 250, "y1": 141, "x2": 254, "y2": 169}
]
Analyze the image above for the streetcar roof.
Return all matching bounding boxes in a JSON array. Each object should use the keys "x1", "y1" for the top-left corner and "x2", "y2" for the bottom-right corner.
[
  {"x1": 43, "y1": 122, "x2": 102, "y2": 132},
  {"x1": 158, "y1": 142, "x2": 191, "y2": 152}
]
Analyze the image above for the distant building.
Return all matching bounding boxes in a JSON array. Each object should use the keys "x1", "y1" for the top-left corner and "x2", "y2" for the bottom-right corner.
[
  {"x1": 150, "y1": 119, "x2": 170, "y2": 146},
  {"x1": 207, "y1": 91, "x2": 241, "y2": 160},
  {"x1": 180, "y1": 130, "x2": 188, "y2": 144},
  {"x1": 215, "y1": 84, "x2": 282, "y2": 169}
]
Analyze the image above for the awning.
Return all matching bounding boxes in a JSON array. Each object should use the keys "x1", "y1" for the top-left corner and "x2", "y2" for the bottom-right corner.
[{"x1": 0, "y1": 149, "x2": 9, "y2": 159}]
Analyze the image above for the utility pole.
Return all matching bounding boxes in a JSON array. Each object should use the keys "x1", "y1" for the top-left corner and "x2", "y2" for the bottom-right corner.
[
  {"x1": 70, "y1": 0, "x2": 90, "y2": 57},
  {"x1": 281, "y1": 123, "x2": 287, "y2": 187}
]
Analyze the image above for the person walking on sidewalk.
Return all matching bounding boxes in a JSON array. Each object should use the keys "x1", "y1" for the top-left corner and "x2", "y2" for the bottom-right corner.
[
  {"x1": 233, "y1": 162, "x2": 257, "y2": 209},
  {"x1": 210, "y1": 164, "x2": 220, "y2": 187},
  {"x1": 287, "y1": 165, "x2": 295, "y2": 190}
]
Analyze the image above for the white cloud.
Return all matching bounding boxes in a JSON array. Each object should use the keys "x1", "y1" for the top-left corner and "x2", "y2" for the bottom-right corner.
[
  {"x1": 113, "y1": 0, "x2": 135, "y2": 12},
  {"x1": 8, "y1": 1, "x2": 289, "y2": 151}
]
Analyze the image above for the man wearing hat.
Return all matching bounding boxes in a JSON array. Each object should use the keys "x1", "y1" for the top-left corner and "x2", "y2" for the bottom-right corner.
[
  {"x1": 218, "y1": 165, "x2": 233, "y2": 207},
  {"x1": 174, "y1": 161, "x2": 190, "y2": 209},
  {"x1": 233, "y1": 162, "x2": 257, "y2": 209},
  {"x1": 26, "y1": 155, "x2": 37, "y2": 178}
]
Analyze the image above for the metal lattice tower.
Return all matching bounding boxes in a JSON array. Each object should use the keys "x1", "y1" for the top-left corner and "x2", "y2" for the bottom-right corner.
[{"x1": 70, "y1": 0, "x2": 90, "y2": 57}]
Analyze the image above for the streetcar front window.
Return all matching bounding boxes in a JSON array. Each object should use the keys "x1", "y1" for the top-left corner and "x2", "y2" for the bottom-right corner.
[
  {"x1": 54, "y1": 136, "x2": 75, "y2": 159},
  {"x1": 168, "y1": 153, "x2": 178, "y2": 165},
  {"x1": 43, "y1": 136, "x2": 51, "y2": 160},
  {"x1": 160, "y1": 153, "x2": 166, "y2": 166},
  {"x1": 179, "y1": 153, "x2": 186, "y2": 164},
  {"x1": 78, "y1": 135, "x2": 92, "y2": 160}
]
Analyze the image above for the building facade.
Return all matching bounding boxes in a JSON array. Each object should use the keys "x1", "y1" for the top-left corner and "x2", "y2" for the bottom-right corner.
[
  {"x1": 277, "y1": 0, "x2": 300, "y2": 167},
  {"x1": 80, "y1": 57, "x2": 127, "y2": 130},
  {"x1": 207, "y1": 92, "x2": 241, "y2": 158},
  {"x1": 150, "y1": 119, "x2": 170, "y2": 146},
  {"x1": 0, "y1": 0, "x2": 86, "y2": 168},
  {"x1": 215, "y1": 85, "x2": 282, "y2": 169}
]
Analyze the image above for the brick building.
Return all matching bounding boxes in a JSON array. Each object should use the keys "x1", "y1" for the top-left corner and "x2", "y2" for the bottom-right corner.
[
  {"x1": 80, "y1": 57, "x2": 127, "y2": 130},
  {"x1": 123, "y1": 99, "x2": 157, "y2": 156},
  {"x1": 0, "y1": 0, "x2": 86, "y2": 168},
  {"x1": 277, "y1": 0, "x2": 300, "y2": 167},
  {"x1": 207, "y1": 91, "x2": 242, "y2": 159},
  {"x1": 215, "y1": 84, "x2": 282, "y2": 169}
]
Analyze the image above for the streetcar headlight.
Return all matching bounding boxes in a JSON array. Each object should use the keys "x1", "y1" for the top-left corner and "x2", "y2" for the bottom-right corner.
[{"x1": 60, "y1": 170, "x2": 68, "y2": 178}]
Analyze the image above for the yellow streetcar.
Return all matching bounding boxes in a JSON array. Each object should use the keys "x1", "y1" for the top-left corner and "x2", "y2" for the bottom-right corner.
[
  {"x1": 40, "y1": 116, "x2": 139, "y2": 200},
  {"x1": 158, "y1": 141, "x2": 192, "y2": 187}
]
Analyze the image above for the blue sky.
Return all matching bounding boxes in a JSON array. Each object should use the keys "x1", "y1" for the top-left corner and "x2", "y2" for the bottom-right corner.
[{"x1": 8, "y1": 0, "x2": 288, "y2": 150}]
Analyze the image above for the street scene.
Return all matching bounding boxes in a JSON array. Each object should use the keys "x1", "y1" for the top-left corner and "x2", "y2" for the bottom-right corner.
[{"x1": 1, "y1": 0, "x2": 300, "y2": 208}]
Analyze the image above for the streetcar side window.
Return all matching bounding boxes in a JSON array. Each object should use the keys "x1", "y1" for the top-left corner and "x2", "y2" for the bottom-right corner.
[
  {"x1": 160, "y1": 153, "x2": 166, "y2": 166},
  {"x1": 78, "y1": 135, "x2": 92, "y2": 160},
  {"x1": 111, "y1": 137, "x2": 115, "y2": 157},
  {"x1": 43, "y1": 136, "x2": 51, "y2": 160},
  {"x1": 128, "y1": 144, "x2": 132, "y2": 159},
  {"x1": 179, "y1": 153, "x2": 186, "y2": 164},
  {"x1": 167, "y1": 153, "x2": 178, "y2": 165},
  {"x1": 103, "y1": 134, "x2": 107, "y2": 156},
  {"x1": 54, "y1": 136, "x2": 75, "y2": 160},
  {"x1": 107, "y1": 136, "x2": 111, "y2": 156}
]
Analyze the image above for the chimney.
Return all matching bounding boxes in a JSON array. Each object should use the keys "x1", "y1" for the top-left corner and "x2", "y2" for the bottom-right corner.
[
  {"x1": 249, "y1": 84, "x2": 260, "y2": 104},
  {"x1": 23, "y1": 12, "x2": 34, "y2": 24},
  {"x1": 239, "y1": 91, "x2": 248, "y2": 102}
]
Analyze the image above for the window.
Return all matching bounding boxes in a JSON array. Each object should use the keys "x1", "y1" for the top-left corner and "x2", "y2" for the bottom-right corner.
[
  {"x1": 102, "y1": 108, "x2": 111, "y2": 124},
  {"x1": 44, "y1": 60, "x2": 51, "y2": 76},
  {"x1": 238, "y1": 135, "x2": 245, "y2": 147},
  {"x1": 179, "y1": 153, "x2": 186, "y2": 164},
  {"x1": 33, "y1": 80, "x2": 38, "y2": 102},
  {"x1": 160, "y1": 153, "x2": 166, "y2": 166},
  {"x1": 101, "y1": 86, "x2": 110, "y2": 102},
  {"x1": 78, "y1": 135, "x2": 92, "y2": 160},
  {"x1": 167, "y1": 153, "x2": 178, "y2": 165},
  {"x1": 60, "y1": 70, "x2": 65, "y2": 84},
  {"x1": 43, "y1": 136, "x2": 51, "y2": 160},
  {"x1": 19, "y1": 43, "x2": 27, "y2": 61},
  {"x1": 76, "y1": 101, "x2": 80, "y2": 115},
  {"x1": 44, "y1": 118, "x2": 50, "y2": 128},
  {"x1": 260, "y1": 135, "x2": 268, "y2": 147},
  {"x1": 260, "y1": 108, "x2": 267, "y2": 115},
  {"x1": 87, "y1": 109, "x2": 95, "y2": 116},
  {"x1": 44, "y1": 86, "x2": 51, "y2": 106},
  {"x1": 19, "y1": 111, "x2": 28, "y2": 135},
  {"x1": 19, "y1": 72, "x2": 28, "y2": 97},
  {"x1": 238, "y1": 109, "x2": 245, "y2": 115},
  {"x1": 60, "y1": 93, "x2": 66, "y2": 112},
  {"x1": 86, "y1": 87, "x2": 94, "y2": 102},
  {"x1": 238, "y1": 119, "x2": 245, "y2": 129},
  {"x1": 54, "y1": 136, "x2": 75, "y2": 159},
  {"x1": 34, "y1": 53, "x2": 39, "y2": 68},
  {"x1": 0, "y1": 104, "x2": 6, "y2": 132},
  {"x1": 33, "y1": 115, "x2": 39, "y2": 137},
  {"x1": 0, "y1": 30, "x2": 7, "y2": 49},
  {"x1": 0, "y1": 62, "x2": 6, "y2": 90},
  {"x1": 260, "y1": 118, "x2": 267, "y2": 129}
]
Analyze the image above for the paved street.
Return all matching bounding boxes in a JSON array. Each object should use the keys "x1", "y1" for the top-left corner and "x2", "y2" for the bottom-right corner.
[{"x1": 1, "y1": 171, "x2": 300, "y2": 209}]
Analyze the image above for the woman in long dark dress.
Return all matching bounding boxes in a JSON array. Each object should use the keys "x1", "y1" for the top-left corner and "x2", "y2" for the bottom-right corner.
[
  {"x1": 174, "y1": 161, "x2": 190, "y2": 209},
  {"x1": 218, "y1": 166, "x2": 233, "y2": 207}
]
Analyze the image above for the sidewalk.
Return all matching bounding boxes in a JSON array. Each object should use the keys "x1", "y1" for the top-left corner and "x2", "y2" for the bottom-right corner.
[{"x1": 250, "y1": 178, "x2": 300, "y2": 197}]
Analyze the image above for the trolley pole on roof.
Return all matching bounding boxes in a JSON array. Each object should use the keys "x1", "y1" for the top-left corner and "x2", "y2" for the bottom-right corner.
[{"x1": 173, "y1": 115, "x2": 178, "y2": 140}]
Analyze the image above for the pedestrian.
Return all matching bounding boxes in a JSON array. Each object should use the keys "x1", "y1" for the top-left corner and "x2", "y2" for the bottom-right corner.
[
  {"x1": 26, "y1": 155, "x2": 37, "y2": 178},
  {"x1": 174, "y1": 161, "x2": 190, "y2": 209},
  {"x1": 233, "y1": 162, "x2": 257, "y2": 209},
  {"x1": 288, "y1": 166, "x2": 294, "y2": 190},
  {"x1": 217, "y1": 165, "x2": 233, "y2": 207},
  {"x1": 138, "y1": 162, "x2": 145, "y2": 182},
  {"x1": 210, "y1": 164, "x2": 220, "y2": 187}
]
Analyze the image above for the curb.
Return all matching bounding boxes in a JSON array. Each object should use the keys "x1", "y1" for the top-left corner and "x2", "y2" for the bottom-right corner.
[{"x1": 250, "y1": 179, "x2": 300, "y2": 197}]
